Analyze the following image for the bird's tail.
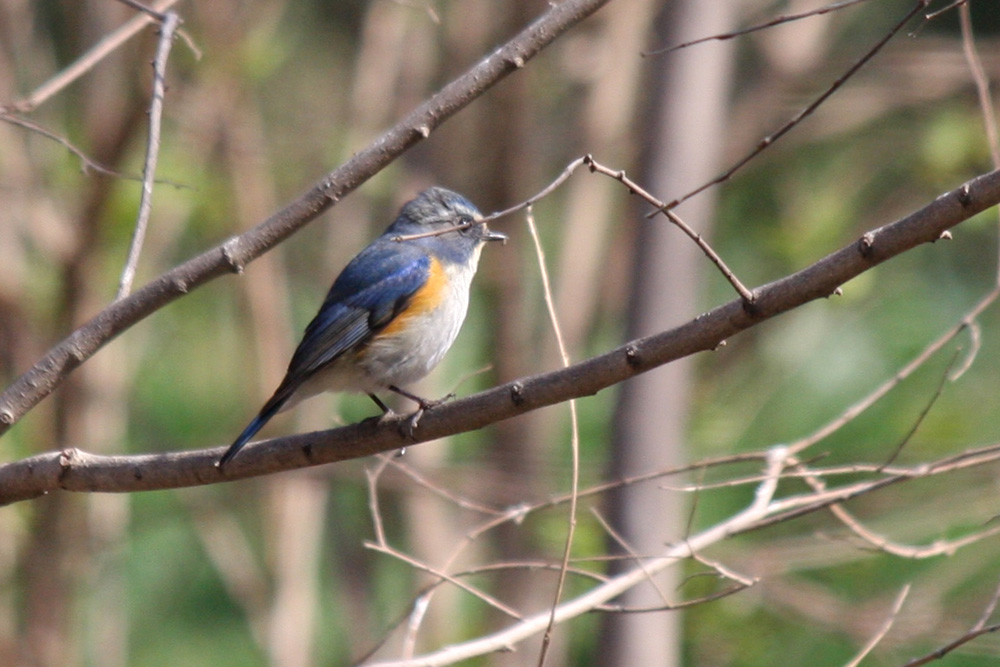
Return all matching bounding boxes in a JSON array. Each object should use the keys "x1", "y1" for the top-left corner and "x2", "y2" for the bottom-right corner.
[{"x1": 217, "y1": 389, "x2": 291, "y2": 469}]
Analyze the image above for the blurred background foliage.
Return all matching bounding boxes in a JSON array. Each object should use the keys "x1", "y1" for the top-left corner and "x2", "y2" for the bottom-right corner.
[{"x1": 2, "y1": 0, "x2": 1000, "y2": 665}]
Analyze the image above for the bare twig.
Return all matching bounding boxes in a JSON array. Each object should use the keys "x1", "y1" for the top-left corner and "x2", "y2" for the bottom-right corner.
[
  {"x1": 843, "y1": 584, "x2": 910, "y2": 667},
  {"x1": 114, "y1": 0, "x2": 167, "y2": 19},
  {"x1": 116, "y1": 10, "x2": 181, "y2": 299},
  {"x1": 973, "y1": 578, "x2": 1000, "y2": 632},
  {"x1": 526, "y1": 206, "x2": 581, "y2": 667},
  {"x1": 386, "y1": 457, "x2": 505, "y2": 516},
  {"x1": 878, "y1": 349, "x2": 959, "y2": 470},
  {"x1": 787, "y1": 286, "x2": 999, "y2": 457},
  {"x1": 650, "y1": 0, "x2": 931, "y2": 213},
  {"x1": 642, "y1": 0, "x2": 876, "y2": 56},
  {"x1": 591, "y1": 508, "x2": 672, "y2": 606},
  {"x1": 484, "y1": 156, "x2": 589, "y2": 221},
  {"x1": 365, "y1": 457, "x2": 393, "y2": 547},
  {"x1": 905, "y1": 622, "x2": 1000, "y2": 665},
  {"x1": 583, "y1": 156, "x2": 753, "y2": 301},
  {"x1": 958, "y1": 3, "x2": 1000, "y2": 169},
  {"x1": 903, "y1": 595, "x2": 1000, "y2": 667},
  {"x1": 365, "y1": 541, "x2": 523, "y2": 621},
  {"x1": 2, "y1": 0, "x2": 183, "y2": 113},
  {"x1": 0, "y1": 112, "x2": 131, "y2": 178}
]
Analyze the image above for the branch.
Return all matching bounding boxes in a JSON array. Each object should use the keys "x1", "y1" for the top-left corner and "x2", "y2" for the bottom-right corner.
[
  {"x1": 0, "y1": 0, "x2": 614, "y2": 436},
  {"x1": 1, "y1": 169, "x2": 999, "y2": 502}
]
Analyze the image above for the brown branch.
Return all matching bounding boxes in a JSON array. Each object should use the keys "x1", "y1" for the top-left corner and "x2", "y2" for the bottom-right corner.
[
  {"x1": 0, "y1": 0, "x2": 614, "y2": 437},
  {"x1": 0, "y1": 169, "x2": 999, "y2": 502}
]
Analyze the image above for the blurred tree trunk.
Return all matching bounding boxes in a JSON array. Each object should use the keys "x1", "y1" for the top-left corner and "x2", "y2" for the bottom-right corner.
[{"x1": 598, "y1": 1, "x2": 738, "y2": 665}]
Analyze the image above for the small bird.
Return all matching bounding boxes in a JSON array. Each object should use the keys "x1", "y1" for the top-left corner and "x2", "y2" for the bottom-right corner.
[{"x1": 218, "y1": 187, "x2": 506, "y2": 468}]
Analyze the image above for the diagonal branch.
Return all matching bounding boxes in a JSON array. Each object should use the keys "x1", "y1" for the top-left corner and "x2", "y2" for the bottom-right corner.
[
  {"x1": 0, "y1": 168, "x2": 998, "y2": 503},
  {"x1": 0, "y1": 0, "x2": 613, "y2": 436}
]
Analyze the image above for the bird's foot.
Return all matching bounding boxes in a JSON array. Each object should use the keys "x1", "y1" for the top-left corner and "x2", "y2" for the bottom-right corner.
[{"x1": 388, "y1": 387, "x2": 455, "y2": 439}]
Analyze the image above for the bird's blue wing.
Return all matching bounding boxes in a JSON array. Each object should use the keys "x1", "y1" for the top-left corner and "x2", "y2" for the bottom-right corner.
[{"x1": 285, "y1": 242, "x2": 430, "y2": 379}]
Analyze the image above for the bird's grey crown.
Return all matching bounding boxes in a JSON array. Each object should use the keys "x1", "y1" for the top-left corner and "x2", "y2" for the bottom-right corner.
[{"x1": 394, "y1": 187, "x2": 482, "y2": 230}]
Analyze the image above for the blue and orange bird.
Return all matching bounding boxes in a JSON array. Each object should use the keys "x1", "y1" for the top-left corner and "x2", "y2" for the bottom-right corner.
[{"x1": 218, "y1": 187, "x2": 506, "y2": 468}]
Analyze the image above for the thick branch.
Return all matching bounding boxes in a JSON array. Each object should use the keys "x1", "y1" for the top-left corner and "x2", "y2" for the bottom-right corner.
[
  {"x1": 0, "y1": 0, "x2": 613, "y2": 436},
  {"x1": 1, "y1": 169, "x2": 998, "y2": 504}
]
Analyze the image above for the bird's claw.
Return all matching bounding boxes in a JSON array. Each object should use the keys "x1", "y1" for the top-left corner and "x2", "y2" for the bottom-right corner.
[
  {"x1": 401, "y1": 408, "x2": 424, "y2": 439},
  {"x1": 399, "y1": 392, "x2": 455, "y2": 439}
]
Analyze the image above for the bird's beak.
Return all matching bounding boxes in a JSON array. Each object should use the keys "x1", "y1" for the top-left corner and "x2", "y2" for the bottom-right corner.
[{"x1": 484, "y1": 229, "x2": 508, "y2": 245}]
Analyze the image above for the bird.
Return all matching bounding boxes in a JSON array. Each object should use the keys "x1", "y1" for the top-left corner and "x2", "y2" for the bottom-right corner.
[{"x1": 217, "y1": 187, "x2": 506, "y2": 469}]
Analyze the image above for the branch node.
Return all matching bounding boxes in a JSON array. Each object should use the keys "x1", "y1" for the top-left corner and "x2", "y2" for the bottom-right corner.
[
  {"x1": 0, "y1": 409, "x2": 11, "y2": 425},
  {"x1": 713, "y1": 339, "x2": 727, "y2": 351},
  {"x1": 57, "y1": 448, "x2": 80, "y2": 484},
  {"x1": 859, "y1": 232, "x2": 876, "y2": 258},
  {"x1": 624, "y1": 344, "x2": 641, "y2": 368},
  {"x1": 221, "y1": 237, "x2": 245, "y2": 274},
  {"x1": 509, "y1": 382, "x2": 526, "y2": 407},
  {"x1": 957, "y1": 182, "x2": 973, "y2": 207},
  {"x1": 415, "y1": 124, "x2": 431, "y2": 138},
  {"x1": 938, "y1": 230, "x2": 953, "y2": 241},
  {"x1": 831, "y1": 286, "x2": 844, "y2": 297}
]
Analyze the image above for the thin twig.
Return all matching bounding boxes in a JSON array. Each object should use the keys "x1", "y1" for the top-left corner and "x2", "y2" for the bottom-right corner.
[
  {"x1": 878, "y1": 349, "x2": 960, "y2": 470},
  {"x1": 485, "y1": 154, "x2": 753, "y2": 301},
  {"x1": 591, "y1": 508, "x2": 672, "y2": 606},
  {"x1": 584, "y1": 155, "x2": 753, "y2": 301},
  {"x1": 116, "y1": 10, "x2": 180, "y2": 299},
  {"x1": 526, "y1": 206, "x2": 582, "y2": 667},
  {"x1": 386, "y1": 457, "x2": 505, "y2": 516},
  {"x1": 0, "y1": 112, "x2": 130, "y2": 178},
  {"x1": 956, "y1": 0, "x2": 1000, "y2": 289},
  {"x1": 649, "y1": 0, "x2": 931, "y2": 214},
  {"x1": 365, "y1": 541, "x2": 523, "y2": 621},
  {"x1": 2, "y1": 0, "x2": 182, "y2": 113},
  {"x1": 365, "y1": 457, "x2": 393, "y2": 547},
  {"x1": 114, "y1": 0, "x2": 167, "y2": 19},
  {"x1": 483, "y1": 156, "x2": 588, "y2": 221},
  {"x1": 642, "y1": 0, "x2": 876, "y2": 56},
  {"x1": 903, "y1": 622, "x2": 1000, "y2": 666},
  {"x1": 787, "y1": 287, "x2": 999, "y2": 456},
  {"x1": 843, "y1": 583, "x2": 910, "y2": 667}
]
